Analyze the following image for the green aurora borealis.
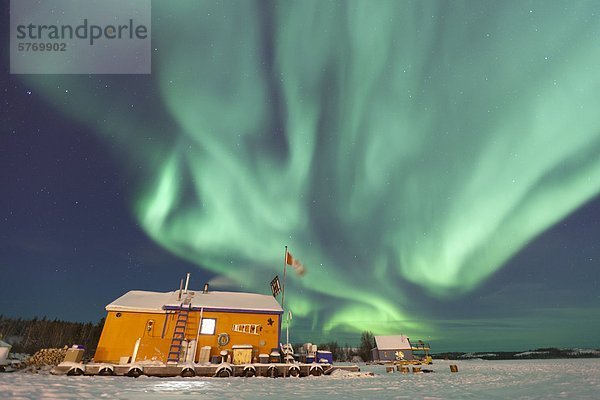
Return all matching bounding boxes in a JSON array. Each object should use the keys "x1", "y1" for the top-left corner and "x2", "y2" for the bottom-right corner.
[{"x1": 21, "y1": 1, "x2": 600, "y2": 348}]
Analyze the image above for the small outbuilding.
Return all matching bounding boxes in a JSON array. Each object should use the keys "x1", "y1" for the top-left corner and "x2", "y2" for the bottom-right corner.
[
  {"x1": 371, "y1": 335, "x2": 415, "y2": 362},
  {"x1": 94, "y1": 285, "x2": 283, "y2": 365}
]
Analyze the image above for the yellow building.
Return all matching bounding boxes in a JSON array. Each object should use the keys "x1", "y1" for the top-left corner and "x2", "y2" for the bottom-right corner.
[{"x1": 94, "y1": 285, "x2": 283, "y2": 364}]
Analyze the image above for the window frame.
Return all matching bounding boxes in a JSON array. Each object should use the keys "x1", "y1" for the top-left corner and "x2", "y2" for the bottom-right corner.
[{"x1": 199, "y1": 318, "x2": 216, "y2": 335}]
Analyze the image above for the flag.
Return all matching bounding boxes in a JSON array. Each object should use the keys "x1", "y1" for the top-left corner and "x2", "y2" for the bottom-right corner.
[
  {"x1": 285, "y1": 250, "x2": 306, "y2": 277},
  {"x1": 270, "y1": 275, "x2": 281, "y2": 297}
]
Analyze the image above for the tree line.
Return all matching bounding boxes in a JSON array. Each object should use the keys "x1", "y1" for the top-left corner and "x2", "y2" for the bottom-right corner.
[
  {"x1": 0, "y1": 315, "x2": 377, "y2": 362},
  {"x1": 296, "y1": 330, "x2": 376, "y2": 362},
  {"x1": 0, "y1": 315, "x2": 105, "y2": 358}
]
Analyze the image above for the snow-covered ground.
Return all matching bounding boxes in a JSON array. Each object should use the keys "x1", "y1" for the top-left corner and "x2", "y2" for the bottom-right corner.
[
  {"x1": 1, "y1": 359, "x2": 599, "y2": 399},
  {"x1": 514, "y1": 350, "x2": 550, "y2": 357},
  {"x1": 568, "y1": 349, "x2": 600, "y2": 356}
]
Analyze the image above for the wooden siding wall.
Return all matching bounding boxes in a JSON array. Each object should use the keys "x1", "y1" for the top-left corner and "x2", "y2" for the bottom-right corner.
[
  {"x1": 94, "y1": 310, "x2": 281, "y2": 363},
  {"x1": 375, "y1": 349, "x2": 415, "y2": 361}
]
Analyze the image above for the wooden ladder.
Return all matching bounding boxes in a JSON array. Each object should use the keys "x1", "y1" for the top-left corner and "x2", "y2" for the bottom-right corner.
[{"x1": 166, "y1": 303, "x2": 191, "y2": 364}]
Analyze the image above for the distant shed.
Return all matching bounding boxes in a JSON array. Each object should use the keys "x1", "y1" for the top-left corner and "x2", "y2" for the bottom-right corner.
[{"x1": 371, "y1": 335, "x2": 414, "y2": 362}]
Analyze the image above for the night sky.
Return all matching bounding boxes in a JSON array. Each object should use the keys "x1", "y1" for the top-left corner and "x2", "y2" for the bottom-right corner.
[{"x1": 1, "y1": 1, "x2": 599, "y2": 352}]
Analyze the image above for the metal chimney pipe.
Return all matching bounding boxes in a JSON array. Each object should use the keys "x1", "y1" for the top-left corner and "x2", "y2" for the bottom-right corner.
[
  {"x1": 203, "y1": 283, "x2": 209, "y2": 294},
  {"x1": 184, "y1": 272, "x2": 191, "y2": 293}
]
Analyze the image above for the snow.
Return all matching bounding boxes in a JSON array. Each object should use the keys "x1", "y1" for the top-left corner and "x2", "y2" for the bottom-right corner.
[
  {"x1": 515, "y1": 351, "x2": 550, "y2": 357},
  {"x1": 568, "y1": 349, "x2": 600, "y2": 356},
  {"x1": 459, "y1": 352, "x2": 497, "y2": 359},
  {"x1": 106, "y1": 289, "x2": 283, "y2": 313},
  {"x1": 2, "y1": 359, "x2": 600, "y2": 399},
  {"x1": 374, "y1": 335, "x2": 412, "y2": 350}
]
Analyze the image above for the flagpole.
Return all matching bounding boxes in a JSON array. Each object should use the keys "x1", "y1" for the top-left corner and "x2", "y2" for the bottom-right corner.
[
  {"x1": 282, "y1": 245, "x2": 288, "y2": 311},
  {"x1": 286, "y1": 311, "x2": 290, "y2": 364}
]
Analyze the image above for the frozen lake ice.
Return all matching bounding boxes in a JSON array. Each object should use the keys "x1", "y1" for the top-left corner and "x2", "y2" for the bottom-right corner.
[{"x1": 1, "y1": 359, "x2": 599, "y2": 399}]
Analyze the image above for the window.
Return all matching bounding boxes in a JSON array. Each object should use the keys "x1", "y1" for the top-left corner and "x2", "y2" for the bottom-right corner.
[{"x1": 200, "y1": 318, "x2": 216, "y2": 335}]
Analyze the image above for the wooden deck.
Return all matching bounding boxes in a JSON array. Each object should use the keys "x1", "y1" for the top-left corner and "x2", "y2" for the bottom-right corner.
[{"x1": 51, "y1": 361, "x2": 360, "y2": 378}]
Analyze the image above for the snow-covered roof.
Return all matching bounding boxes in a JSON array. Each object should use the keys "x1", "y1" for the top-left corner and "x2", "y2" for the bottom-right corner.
[
  {"x1": 0, "y1": 340, "x2": 11, "y2": 348},
  {"x1": 105, "y1": 289, "x2": 283, "y2": 314},
  {"x1": 374, "y1": 335, "x2": 412, "y2": 350}
]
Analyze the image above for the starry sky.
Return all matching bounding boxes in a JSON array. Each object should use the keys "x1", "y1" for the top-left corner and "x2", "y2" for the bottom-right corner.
[{"x1": 1, "y1": 1, "x2": 600, "y2": 352}]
